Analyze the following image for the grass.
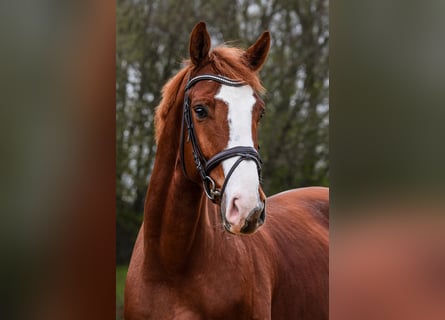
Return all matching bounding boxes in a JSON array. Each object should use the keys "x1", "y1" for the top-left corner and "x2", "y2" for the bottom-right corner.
[{"x1": 116, "y1": 265, "x2": 128, "y2": 320}]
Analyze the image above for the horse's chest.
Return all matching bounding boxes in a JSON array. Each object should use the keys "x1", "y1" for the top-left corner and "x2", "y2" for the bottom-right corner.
[
  {"x1": 199, "y1": 279, "x2": 251, "y2": 314},
  {"x1": 144, "y1": 271, "x2": 255, "y2": 319}
]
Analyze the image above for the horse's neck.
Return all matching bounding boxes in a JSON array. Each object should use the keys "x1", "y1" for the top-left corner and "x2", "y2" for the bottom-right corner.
[
  {"x1": 142, "y1": 109, "x2": 214, "y2": 272},
  {"x1": 145, "y1": 169, "x2": 206, "y2": 265}
]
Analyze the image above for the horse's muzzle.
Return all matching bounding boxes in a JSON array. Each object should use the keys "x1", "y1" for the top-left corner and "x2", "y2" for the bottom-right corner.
[{"x1": 240, "y1": 201, "x2": 266, "y2": 234}]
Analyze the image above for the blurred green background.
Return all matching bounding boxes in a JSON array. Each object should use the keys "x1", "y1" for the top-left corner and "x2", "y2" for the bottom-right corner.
[
  {"x1": 3, "y1": 0, "x2": 445, "y2": 318},
  {"x1": 116, "y1": 0, "x2": 328, "y2": 318},
  {"x1": 2, "y1": 0, "x2": 444, "y2": 318}
]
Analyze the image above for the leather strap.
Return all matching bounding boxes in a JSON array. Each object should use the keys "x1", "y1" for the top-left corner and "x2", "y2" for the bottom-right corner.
[{"x1": 180, "y1": 74, "x2": 263, "y2": 203}]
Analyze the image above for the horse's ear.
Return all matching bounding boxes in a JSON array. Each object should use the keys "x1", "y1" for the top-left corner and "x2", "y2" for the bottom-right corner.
[
  {"x1": 189, "y1": 22, "x2": 211, "y2": 67},
  {"x1": 245, "y1": 31, "x2": 271, "y2": 71}
]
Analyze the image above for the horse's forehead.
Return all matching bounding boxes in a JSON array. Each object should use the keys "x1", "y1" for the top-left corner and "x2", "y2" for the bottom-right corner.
[
  {"x1": 192, "y1": 80, "x2": 221, "y2": 96},
  {"x1": 215, "y1": 84, "x2": 255, "y2": 106},
  {"x1": 216, "y1": 85, "x2": 256, "y2": 150},
  {"x1": 192, "y1": 81, "x2": 257, "y2": 107}
]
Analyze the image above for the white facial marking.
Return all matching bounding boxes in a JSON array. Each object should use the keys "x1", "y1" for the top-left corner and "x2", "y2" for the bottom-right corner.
[{"x1": 215, "y1": 85, "x2": 261, "y2": 233}]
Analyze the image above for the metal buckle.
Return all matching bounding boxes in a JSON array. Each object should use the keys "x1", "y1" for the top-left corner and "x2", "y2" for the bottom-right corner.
[{"x1": 203, "y1": 176, "x2": 221, "y2": 201}]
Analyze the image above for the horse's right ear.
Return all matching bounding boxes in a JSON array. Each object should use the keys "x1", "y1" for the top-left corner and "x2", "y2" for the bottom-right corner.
[
  {"x1": 189, "y1": 22, "x2": 211, "y2": 67},
  {"x1": 245, "y1": 31, "x2": 271, "y2": 71}
]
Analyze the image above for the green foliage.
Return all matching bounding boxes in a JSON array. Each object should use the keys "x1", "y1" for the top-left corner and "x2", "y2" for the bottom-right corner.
[
  {"x1": 116, "y1": 203, "x2": 142, "y2": 264},
  {"x1": 117, "y1": 0, "x2": 329, "y2": 265},
  {"x1": 116, "y1": 264, "x2": 128, "y2": 320}
]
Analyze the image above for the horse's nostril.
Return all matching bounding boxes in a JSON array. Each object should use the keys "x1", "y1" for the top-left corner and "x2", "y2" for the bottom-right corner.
[
  {"x1": 247, "y1": 207, "x2": 261, "y2": 223},
  {"x1": 240, "y1": 205, "x2": 265, "y2": 234}
]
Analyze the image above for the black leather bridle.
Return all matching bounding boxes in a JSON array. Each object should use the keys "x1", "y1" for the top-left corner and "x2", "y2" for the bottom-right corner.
[{"x1": 179, "y1": 74, "x2": 263, "y2": 204}]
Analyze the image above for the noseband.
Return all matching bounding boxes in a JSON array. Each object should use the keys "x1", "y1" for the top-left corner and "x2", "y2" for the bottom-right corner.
[{"x1": 180, "y1": 74, "x2": 262, "y2": 203}]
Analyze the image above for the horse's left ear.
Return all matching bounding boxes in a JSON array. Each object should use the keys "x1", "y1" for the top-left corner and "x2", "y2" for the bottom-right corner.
[
  {"x1": 189, "y1": 22, "x2": 211, "y2": 67},
  {"x1": 244, "y1": 31, "x2": 271, "y2": 71}
]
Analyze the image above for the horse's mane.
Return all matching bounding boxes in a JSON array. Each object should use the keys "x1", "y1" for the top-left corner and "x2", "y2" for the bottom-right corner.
[{"x1": 154, "y1": 46, "x2": 265, "y2": 143}]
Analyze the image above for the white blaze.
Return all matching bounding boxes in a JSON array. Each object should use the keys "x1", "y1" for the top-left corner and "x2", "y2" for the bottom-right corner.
[{"x1": 215, "y1": 85, "x2": 261, "y2": 231}]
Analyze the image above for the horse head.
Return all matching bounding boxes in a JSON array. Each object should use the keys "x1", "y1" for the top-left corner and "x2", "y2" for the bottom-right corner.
[{"x1": 181, "y1": 22, "x2": 270, "y2": 235}]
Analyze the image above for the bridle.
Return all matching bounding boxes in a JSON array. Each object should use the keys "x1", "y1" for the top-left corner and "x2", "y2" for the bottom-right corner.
[{"x1": 180, "y1": 74, "x2": 263, "y2": 204}]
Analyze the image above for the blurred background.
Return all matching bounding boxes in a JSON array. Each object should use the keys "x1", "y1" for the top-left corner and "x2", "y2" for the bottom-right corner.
[
  {"x1": 330, "y1": 1, "x2": 445, "y2": 319},
  {"x1": 116, "y1": 0, "x2": 328, "y2": 317},
  {"x1": 3, "y1": 0, "x2": 444, "y2": 319}
]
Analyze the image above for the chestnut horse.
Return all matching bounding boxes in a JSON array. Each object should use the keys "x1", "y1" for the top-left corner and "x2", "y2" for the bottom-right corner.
[{"x1": 125, "y1": 22, "x2": 329, "y2": 319}]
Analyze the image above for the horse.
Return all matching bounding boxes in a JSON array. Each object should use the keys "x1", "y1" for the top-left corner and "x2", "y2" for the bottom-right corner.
[{"x1": 124, "y1": 22, "x2": 329, "y2": 319}]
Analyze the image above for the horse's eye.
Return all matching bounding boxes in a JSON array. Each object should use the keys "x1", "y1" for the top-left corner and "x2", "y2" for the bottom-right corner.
[{"x1": 193, "y1": 105, "x2": 208, "y2": 119}]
